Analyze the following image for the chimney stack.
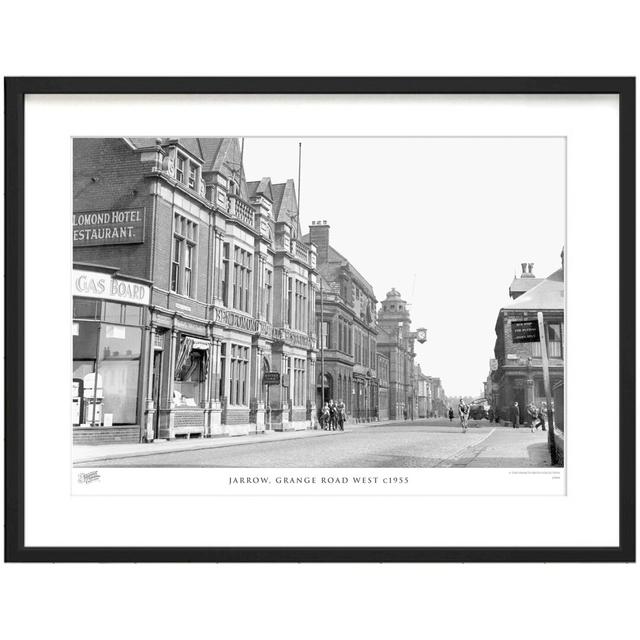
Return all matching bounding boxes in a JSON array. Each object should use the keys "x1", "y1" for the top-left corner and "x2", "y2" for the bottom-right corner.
[
  {"x1": 520, "y1": 262, "x2": 535, "y2": 278},
  {"x1": 309, "y1": 220, "x2": 330, "y2": 265}
]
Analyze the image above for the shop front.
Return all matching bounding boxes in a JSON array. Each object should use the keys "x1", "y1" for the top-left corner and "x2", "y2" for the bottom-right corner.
[
  {"x1": 151, "y1": 314, "x2": 213, "y2": 441},
  {"x1": 72, "y1": 266, "x2": 151, "y2": 445}
]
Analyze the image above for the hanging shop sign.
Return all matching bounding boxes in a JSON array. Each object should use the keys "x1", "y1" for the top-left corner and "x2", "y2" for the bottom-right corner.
[
  {"x1": 510, "y1": 319, "x2": 540, "y2": 343},
  {"x1": 73, "y1": 208, "x2": 145, "y2": 246},
  {"x1": 72, "y1": 269, "x2": 151, "y2": 305}
]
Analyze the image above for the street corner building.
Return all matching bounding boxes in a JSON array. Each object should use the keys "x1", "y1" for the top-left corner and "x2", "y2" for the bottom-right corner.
[
  {"x1": 490, "y1": 255, "x2": 565, "y2": 429},
  {"x1": 72, "y1": 137, "x2": 319, "y2": 445}
]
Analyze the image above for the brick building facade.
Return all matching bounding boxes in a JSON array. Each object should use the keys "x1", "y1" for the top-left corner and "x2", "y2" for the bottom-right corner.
[
  {"x1": 73, "y1": 137, "x2": 317, "y2": 444},
  {"x1": 491, "y1": 258, "x2": 564, "y2": 424},
  {"x1": 302, "y1": 221, "x2": 379, "y2": 422}
]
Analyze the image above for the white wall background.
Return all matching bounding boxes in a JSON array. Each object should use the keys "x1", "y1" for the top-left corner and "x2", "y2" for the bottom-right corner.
[{"x1": 1, "y1": 2, "x2": 638, "y2": 640}]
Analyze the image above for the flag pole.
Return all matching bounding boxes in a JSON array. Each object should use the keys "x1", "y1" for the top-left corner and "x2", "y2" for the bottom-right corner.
[
  {"x1": 296, "y1": 142, "x2": 302, "y2": 232},
  {"x1": 320, "y1": 279, "x2": 325, "y2": 426}
]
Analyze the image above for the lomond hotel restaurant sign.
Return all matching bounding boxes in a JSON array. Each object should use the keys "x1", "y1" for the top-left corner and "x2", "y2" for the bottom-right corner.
[{"x1": 73, "y1": 209, "x2": 145, "y2": 246}]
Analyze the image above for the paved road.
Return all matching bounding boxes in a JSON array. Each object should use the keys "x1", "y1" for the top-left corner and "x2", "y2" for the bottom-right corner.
[{"x1": 80, "y1": 419, "x2": 552, "y2": 468}]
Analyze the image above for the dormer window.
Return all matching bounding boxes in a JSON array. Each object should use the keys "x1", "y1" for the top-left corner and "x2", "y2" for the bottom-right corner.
[
  {"x1": 172, "y1": 150, "x2": 201, "y2": 192},
  {"x1": 188, "y1": 163, "x2": 199, "y2": 190},
  {"x1": 175, "y1": 154, "x2": 186, "y2": 183}
]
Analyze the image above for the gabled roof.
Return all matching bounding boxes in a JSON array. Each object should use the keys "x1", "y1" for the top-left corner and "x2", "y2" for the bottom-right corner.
[
  {"x1": 299, "y1": 232, "x2": 376, "y2": 299},
  {"x1": 127, "y1": 137, "x2": 249, "y2": 197},
  {"x1": 509, "y1": 277, "x2": 544, "y2": 298},
  {"x1": 328, "y1": 246, "x2": 376, "y2": 299},
  {"x1": 504, "y1": 268, "x2": 564, "y2": 310},
  {"x1": 271, "y1": 179, "x2": 300, "y2": 236},
  {"x1": 127, "y1": 137, "x2": 160, "y2": 149},
  {"x1": 247, "y1": 177, "x2": 274, "y2": 203}
]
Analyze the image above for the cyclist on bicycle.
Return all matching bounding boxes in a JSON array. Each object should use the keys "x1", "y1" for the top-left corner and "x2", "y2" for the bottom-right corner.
[{"x1": 458, "y1": 398, "x2": 470, "y2": 433}]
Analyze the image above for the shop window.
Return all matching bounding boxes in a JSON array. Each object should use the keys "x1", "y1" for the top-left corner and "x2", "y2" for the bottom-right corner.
[
  {"x1": 173, "y1": 337, "x2": 207, "y2": 407},
  {"x1": 73, "y1": 321, "x2": 99, "y2": 359},
  {"x1": 73, "y1": 298, "x2": 101, "y2": 320},
  {"x1": 293, "y1": 358, "x2": 306, "y2": 406},
  {"x1": 103, "y1": 301, "x2": 123, "y2": 324},
  {"x1": 99, "y1": 324, "x2": 142, "y2": 425},
  {"x1": 123, "y1": 304, "x2": 142, "y2": 325},
  {"x1": 229, "y1": 344, "x2": 249, "y2": 405}
]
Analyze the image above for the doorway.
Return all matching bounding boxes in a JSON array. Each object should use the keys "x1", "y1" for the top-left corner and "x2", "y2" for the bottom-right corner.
[
  {"x1": 515, "y1": 388, "x2": 526, "y2": 425},
  {"x1": 152, "y1": 350, "x2": 163, "y2": 438}
]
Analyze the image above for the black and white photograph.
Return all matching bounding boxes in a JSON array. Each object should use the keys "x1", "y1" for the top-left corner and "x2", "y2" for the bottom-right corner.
[
  {"x1": 6, "y1": 78, "x2": 632, "y2": 563},
  {"x1": 2, "y1": 4, "x2": 638, "y2": 639},
  {"x1": 71, "y1": 135, "x2": 565, "y2": 474}
]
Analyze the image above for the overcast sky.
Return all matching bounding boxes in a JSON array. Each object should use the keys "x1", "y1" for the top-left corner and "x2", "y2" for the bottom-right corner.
[{"x1": 242, "y1": 137, "x2": 565, "y2": 397}]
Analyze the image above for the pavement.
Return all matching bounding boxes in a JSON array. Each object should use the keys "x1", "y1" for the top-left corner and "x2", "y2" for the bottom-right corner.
[
  {"x1": 437, "y1": 424, "x2": 553, "y2": 467},
  {"x1": 74, "y1": 419, "x2": 555, "y2": 468},
  {"x1": 72, "y1": 418, "x2": 380, "y2": 465}
]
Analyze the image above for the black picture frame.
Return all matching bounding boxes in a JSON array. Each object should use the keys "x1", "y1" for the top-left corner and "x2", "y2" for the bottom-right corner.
[{"x1": 4, "y1": 76, "x2": 635, "y2": 563}]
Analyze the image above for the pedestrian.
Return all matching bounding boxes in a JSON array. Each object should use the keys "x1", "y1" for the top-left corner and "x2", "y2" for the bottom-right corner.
[
  {"x1": 320, "y1": 402, "x2": 330, "y2": 429},
  {"x1": 458, "y1": 398, "x2": 470, "y2": 433},
  {"x1": 511, "y1": 401, "x2": 520, "y2": 428},
  {"x1": 527, "y1": 401, "x2": 541, "y2": 432},
  {"x1": 488, "y1": 406, "x2": 495, "y2": 423},
  {"x1": 448, "y1": 407, "x2": 454, "y2": 422},
  {"x1": 329, "y1": 399, "x2": 337, "y2": 430},
  {"x1": 336, "y1": 399, "x2": 346, "y2": 431}
]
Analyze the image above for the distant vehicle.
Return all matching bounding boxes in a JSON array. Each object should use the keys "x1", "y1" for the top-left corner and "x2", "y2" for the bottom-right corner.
[{"x1": 469, "y1": 398, "x2": 490, "y2": 420}]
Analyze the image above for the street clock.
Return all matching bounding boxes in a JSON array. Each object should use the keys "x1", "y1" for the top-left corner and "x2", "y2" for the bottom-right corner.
[{"x1": 416, "y1": 328, "x2": 427, "y2": 344}]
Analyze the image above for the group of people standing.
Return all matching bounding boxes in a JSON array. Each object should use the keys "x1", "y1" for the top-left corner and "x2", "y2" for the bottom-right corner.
[
  {"x1": 510, "y1": 400, "x2": 548, "y2": 432},
  {"x1": 318, "y1": 399, "x2": 346, "y2": 431}
]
